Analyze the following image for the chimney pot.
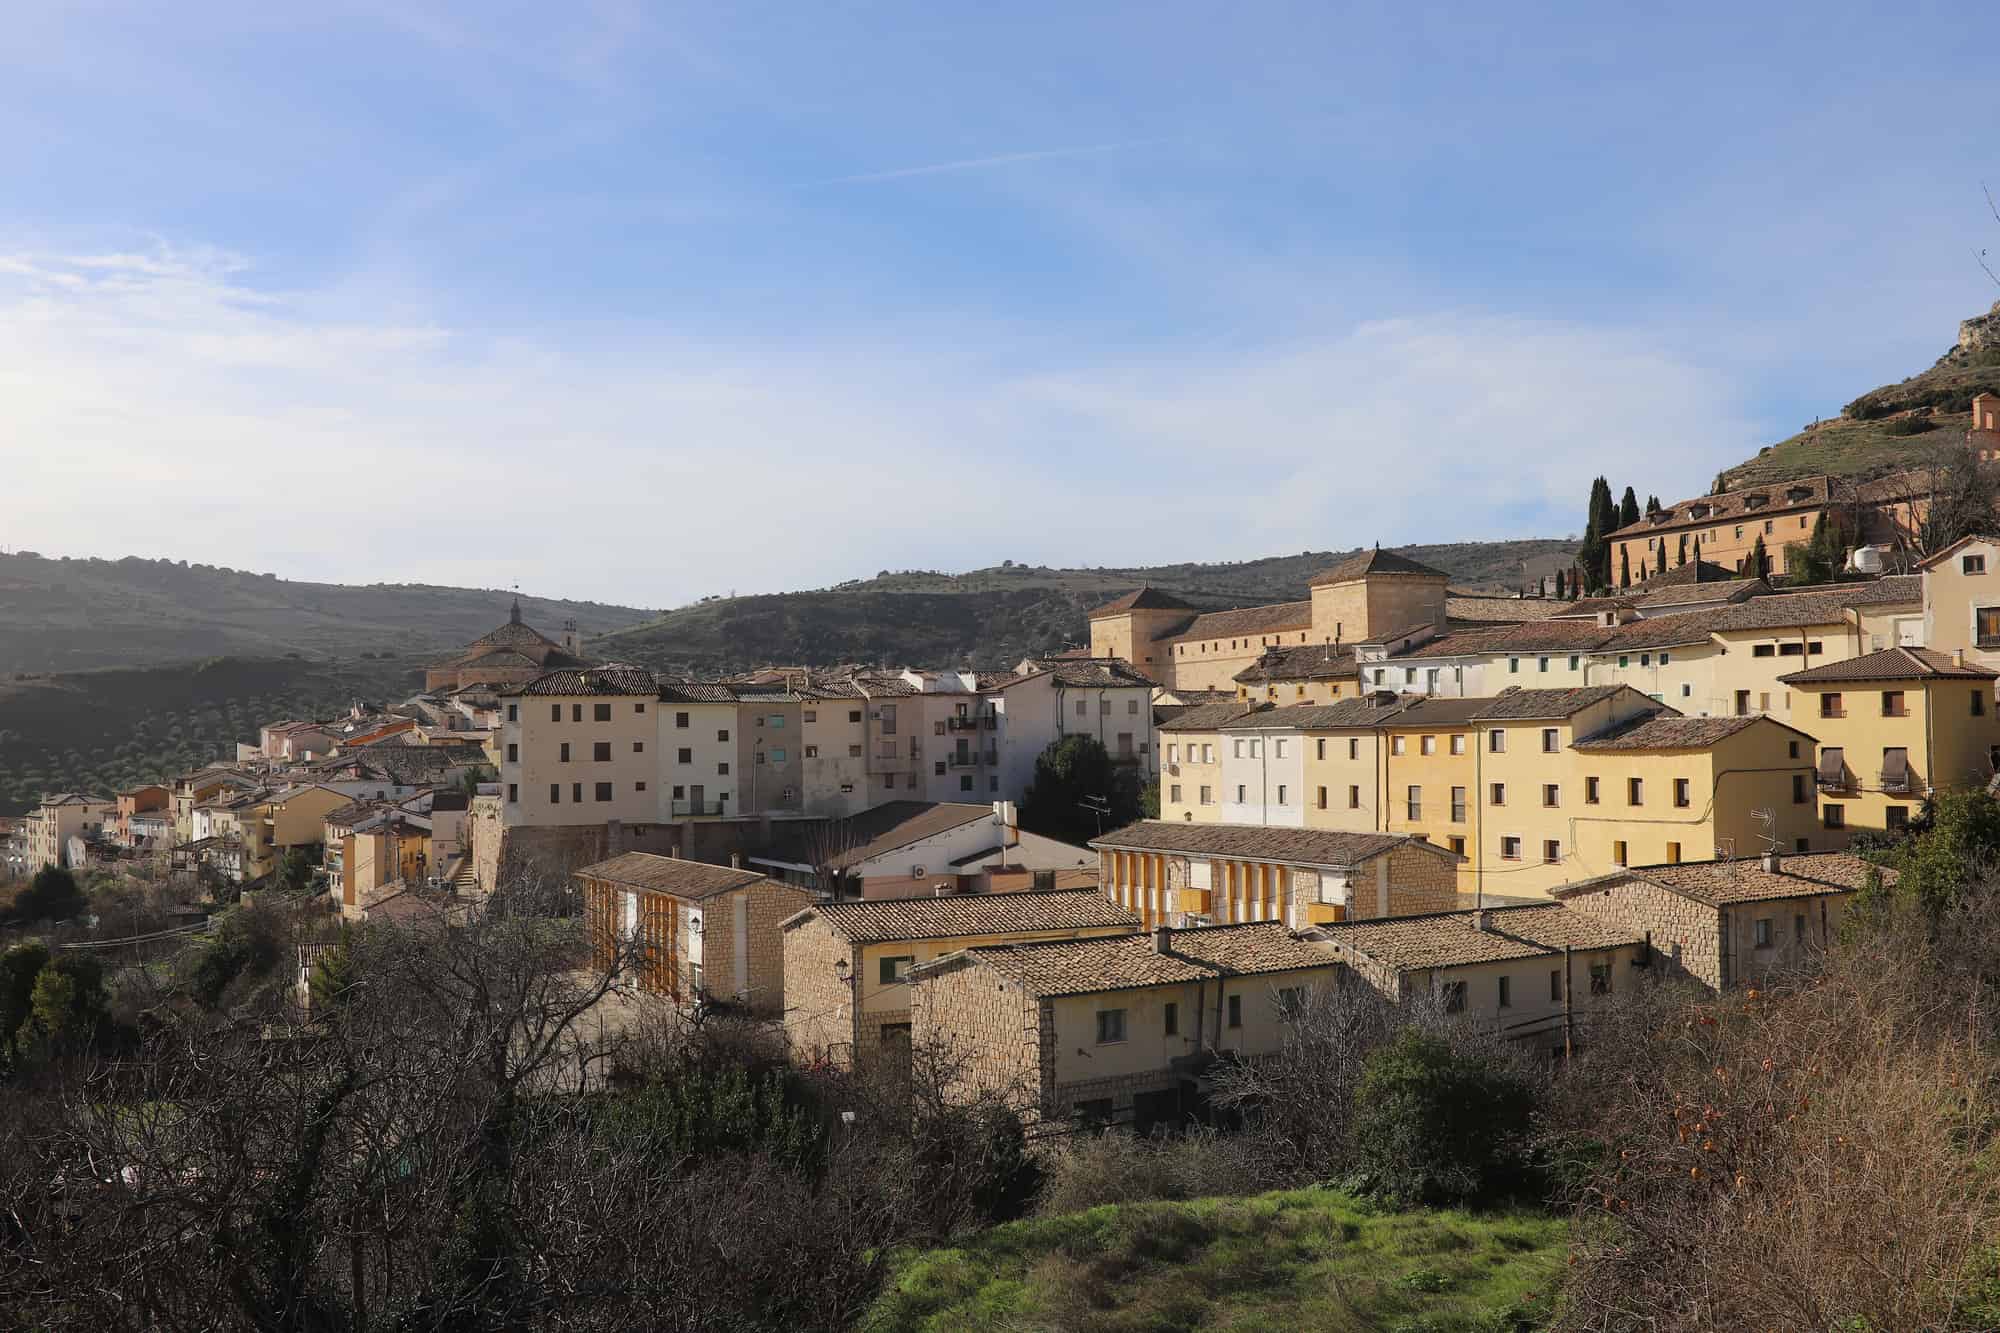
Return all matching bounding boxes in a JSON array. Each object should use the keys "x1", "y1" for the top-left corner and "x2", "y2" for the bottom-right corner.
[
  {"x1": 1954, "y1": 649, "x2": 1966, "y2": 668},
  {"x1": 1152, "y1": 923, "x2": 1172, "y2": 953},
  {"x1": 730, "y1": 850, "x2": 743, "y2": 869},
  {"x1": 1473, "y1": 909, "x2": 1493, "y2": 933},
  {"x1": 1760, "y1": 849, "x2": 1781, "y2": 874},
  {"x1": 669, "y1": 845, "x2": 681, "y2": 859}
]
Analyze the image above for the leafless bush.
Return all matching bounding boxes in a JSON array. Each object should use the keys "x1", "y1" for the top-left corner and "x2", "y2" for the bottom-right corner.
[
  {"x1": 1035, "y1": 1125, "x2": 1268, "y2": 1215},
  {"x1": 1550, "y1": 887, "x2": 2000, "y2": 1332}
]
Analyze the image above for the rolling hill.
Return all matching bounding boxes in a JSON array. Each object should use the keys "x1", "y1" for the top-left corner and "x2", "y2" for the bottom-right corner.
[
  {"x1": 1720, "y1": 298, "x2": 2000, "y2": 489},
  {"x1": 0, "y1": 552, "x2": 654, "y2": 673},
  {"x1": 586, "y1": 540, "x2": 1577, "y2": 674}
]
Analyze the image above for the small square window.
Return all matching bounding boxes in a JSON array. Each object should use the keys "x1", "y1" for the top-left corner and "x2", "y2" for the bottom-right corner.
[{"x1": 880, "y1": 956, "x2": 914, "y2": 985}]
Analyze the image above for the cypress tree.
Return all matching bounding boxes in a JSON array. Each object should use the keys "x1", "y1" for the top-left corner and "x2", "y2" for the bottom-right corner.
[
  {"x1": 1677, "y1": 533, "x2": 1688, "y2": 565},
  {"x1": 1646, "y1": 494, "x2": 1662, "y2": 514},
  {"x1": 1692, "y1": 535, "x2": 1703, "y2": 580},
  {"x1": 1555, "y1": 569, "x2": 1566, "y2": 599},
  {"x1": 1619, "y1": 546, "x2": 1631, "y2": 588},
  {"x1": 1749, "y1": 534, "x2": 1768, "y2": 580},
  {"x1": 1618, "y1": 486, "x2": 1641, "y2": 529}
]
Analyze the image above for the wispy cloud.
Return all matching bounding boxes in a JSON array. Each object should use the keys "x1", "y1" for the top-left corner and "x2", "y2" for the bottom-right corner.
[{"x1": 815, "y1": 139, "x2": 1162, "y2": 186}]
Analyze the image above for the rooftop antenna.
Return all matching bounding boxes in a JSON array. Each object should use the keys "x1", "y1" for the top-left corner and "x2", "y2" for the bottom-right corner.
[{"x1": 1750, "y1": 807, "x2": 1778, "y2": 855}]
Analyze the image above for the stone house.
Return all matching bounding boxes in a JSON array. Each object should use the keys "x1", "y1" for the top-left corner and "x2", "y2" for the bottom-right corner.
[
  {"x1": 575, "y1": 851, "x2": 813, "y2": 1013},
  {"x1": 1092, "y1": 820, "x2": 1465, "y2": 930},
  {"x1": 1310, "y1": 903, "x2": 1645, "y2": 1048},
  {"x1": 910, "y1": 921, "x2": 1342, "y2": 1132},
  {"x1": 751, "y1": 800, "x2": 1093, "y2": 899},
  {"x1": 1552, "y1": 850, "x2": 1892, "y2": 991},
  {"x1": 780, "y1": 888, "x2": 1140, "y2": 1071}
]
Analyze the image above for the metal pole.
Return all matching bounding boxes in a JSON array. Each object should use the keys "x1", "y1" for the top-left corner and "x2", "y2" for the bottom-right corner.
[{"x1": 1563, "y1": 944, "x2": 1574, "y2": 1063}]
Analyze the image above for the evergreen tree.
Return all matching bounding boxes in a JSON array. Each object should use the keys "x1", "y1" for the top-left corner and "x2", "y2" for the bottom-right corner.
[
  {"x1": 1691, "y1": 535, "x2": 1703, "y2": 579},
  {"x1": 1618, "y1": 486, "x2": 1641, "y2": 529},
  {"x1": 1646, "y1": 494, "x2": 1662, "y2": 514},
  {"x1": 1677, "y1": 533, "x2": 1688, "y2": 565},
  {"x1": 1619, "y1": 546, "x2": 1631, "y2": 588},
  {"x1": 1578, "y1": 477, "x2": 1619, "y2": 592},
  {"x1": 1554, "y1": 569, "x2": 1566, "y2": 599},
  {"x1": 1748, "y1": 534, "x2": 1768, "y2": 580}
]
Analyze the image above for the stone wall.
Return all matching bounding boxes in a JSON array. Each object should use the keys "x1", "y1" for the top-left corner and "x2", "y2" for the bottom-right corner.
[
  {"x1": 910, "y1": 961, "x2": 1044, "y2": 1113},
  {"x1": 1562, "y1": 880, "x2": 1726, "y2": 990},
  {"x1": 1382, "y1": 845, "x2": 1461, "y2": 918},
  {"x1": 781, "y1": 912, "x2": 860, "y2": 1066}
]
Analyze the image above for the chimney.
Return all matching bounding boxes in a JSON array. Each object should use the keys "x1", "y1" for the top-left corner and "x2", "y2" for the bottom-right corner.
[
  {"x1": 1151, "y1": 924, "x2": 1172, "y2": 953},
  {"x1": 1954, "y1": 649, "x2": 1967, "y2": 669},
  {"x1": 729, "y1": 850, "x2": 743, "y2": 869},
  {"x1": 1472, "y1": 909, "x2": 1493, "y2": 933},
  {"x1": 669, "y1": 845, "x2": 681, "y2": 859},
  {"x1": 562, "y1": 618, "x2": 580, "y2": 655},
  {"x1": 1760, "y1": 848, "x2": 1782, "y2": 874}
]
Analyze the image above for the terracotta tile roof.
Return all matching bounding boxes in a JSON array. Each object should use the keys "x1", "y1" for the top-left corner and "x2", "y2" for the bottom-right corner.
[
  {"x1": 1469, "y1": 684, "x2": 1637, "y2": 719},
  {"x1": 1165, "y1": 600, "x2": 1313, "y2": 643},
  {"x1": 1595, "y1": 610, "x2": 1731, "y2": 650},
  {"x1": 1635, "y1": 578, "x2": 1767, "y2": 609},
  {"x1": 502, "y1": 666, "x2": 660, "y2": 696},
  {"x1": 1445, "y1": 594, "x2": 1564, "y2": 624},
  {"x1": 1627, "y1": 559, "x2": 1740, "y2": 589},
  {"x1": 1551, "y1": 595, "x2": 1642, "y2": 618},
  {"x1": 1556, "y1": 853, "x2": 1896, "y2": 907},
  {"x1": 1571, "y1": 714, "x2": 1793, "y2": 751},
  {"x1": 940, "y1": 922, "x2": 1339, "y2": 997},
  {"x1": 1308, "y1": 548, "x2": 1450, "y2": 586},
  {"x1": 573, "y1": 852, "x2": 774, "y2": 899},
  {"x1": 1384, "y1": 696, "x2": 1491, "y2": 726},
  {"x1": 1088, "y1": 587, "x2": 1198, "y2": 618},
  {"x1": 1778, "y1": 645, "x2": 1997, "y2": 684},
  {"x1": 1706, "y1": 577, "x2": 1920, "y2": 632},
  {"x1": 1019, "y1": 657, "x2": 1156, "y2": 689},
  {"x1": 1232, "y1": 643, "x2": 1359, "y2": 683},
  {"x1": 657, "y1": 681, "x2": 738, "y2": 703},
  {"x1": 755, "y1": 801, "x2": 1001, "y2": 870},
  {"x1": 1221, "y1": 698, "x2": 1414, "y2": 731},
  {"x1": 1389, "y1": 620, "x2": 1616, "y2": 659},
  {"x1": 1914, "y1": 532, "x2": 2000, "y2": 570},
  {"x1": 1316, "y1": 903, "x2": 1642, "y2": 969},
  {"x1": 1157, "y1": 701, "x2": 1263, "y2": 733},
  {"x1": 787, "y1": 889, "x2": 1138, "y2": 944},
  {"x1": 1608, "y1": 475, "x2": 1843, "y2": 540},
  {"x1": 1091, "y1": 820, "x2": 1457, "y2": 868}
]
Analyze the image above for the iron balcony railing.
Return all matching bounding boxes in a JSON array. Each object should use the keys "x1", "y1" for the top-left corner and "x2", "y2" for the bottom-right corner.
[{"x1": 671, "y1": 800, "x2": 726, "y2": 817}]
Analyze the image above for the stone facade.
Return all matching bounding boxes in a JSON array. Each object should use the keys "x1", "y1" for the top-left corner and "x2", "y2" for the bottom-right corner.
[
  {"x1": 908, "y1": 954, "x2": 1044, "y2": 1111},
  {"x1": 1559, "y1": 879, "x2": 1728, "y2": 988}
]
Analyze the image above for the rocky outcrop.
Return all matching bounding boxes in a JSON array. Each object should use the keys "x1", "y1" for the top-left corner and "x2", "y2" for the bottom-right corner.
[{"x1": 1960, "y1": 299, "x2": 2000, "y2": 354}]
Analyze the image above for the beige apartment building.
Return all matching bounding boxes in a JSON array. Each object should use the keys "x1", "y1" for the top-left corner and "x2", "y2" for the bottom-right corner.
[
  {"x1": 780, "y1": 889, "x2": 1141, "y2": 1070},
  {"x1": 910, "y1": 921, "x2": 1343, "y2": 1131},
  {"x1": 1918, "y1": 534, "x2": 2000, "y2": 675},
  {"x1": 24, "y1": 794, "x2": 116, "y2": 872}
]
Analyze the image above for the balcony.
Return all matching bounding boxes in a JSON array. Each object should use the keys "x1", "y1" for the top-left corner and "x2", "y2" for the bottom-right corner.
[
  {"x1": 946, "y1": 716, "x2": 995, "y2": 732},
  {"x1": 671, "y1": 800, "x2": 726, "y2": 817},
  {"x1": 1819, "y1": 708, "x2": 1846, "y2": 720},
  {"x1": 1877, "y1": 770, "x2": 1914, "y2": 794},
  {"x1": 947, "y1": 752, "x2": 996, "y2": 769},
  {"x1": 1815, "y1": 771, "x2": 1851, "y2": 793}
]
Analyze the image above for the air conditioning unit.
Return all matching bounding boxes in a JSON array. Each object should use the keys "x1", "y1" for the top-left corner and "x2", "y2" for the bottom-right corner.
[{"x1": 910, "y1": 865, "x2": 926, "y2": 879}]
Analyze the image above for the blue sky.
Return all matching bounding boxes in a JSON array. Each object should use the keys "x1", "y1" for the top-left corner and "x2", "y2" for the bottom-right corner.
[{"x1": 1, "y1": 1, "x2": 1993, "y2": 608}]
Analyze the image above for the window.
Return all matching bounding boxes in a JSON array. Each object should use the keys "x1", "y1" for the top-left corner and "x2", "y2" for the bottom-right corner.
[
  {"x1": 1500, "y1": 836, "x2": 1522, "y2": 861},
  {"x1": 1450, "y1": 786, "x2": 1467, "y2": 822},
  {"x1": 1200, "y1": 785, "x2": 1214, "y2": 805},
  {"x1": 1497, "y1": 975, "x2": 1512, "y2": 1009},
  {"x1": 593, "y1": 741, "x2": 611, "y2": 762},
  {"x1": 675, "y1": 711, "x2": 690, "y2": 728},
  {"x1": 1660, "y1": 652, "x2": 1672, "y2": 665},
  {"x1": 1886, "y1": 806, "x2": 1909, "y2": 829},
  {"x1": 1541, "y1": 728, "x2": 1559, "y2": 753},
  {"x1": 933, "y1": 721, "x2": 945, "y2": 736},
  {"x1": 1232, "y1": 739, "x2": 1244, "y2": 758},
  {"x1": 1640, "y1": 653, "x2": 1651, "y2": 667},
  {"x1": 1627, "y1": 777, "x2": 1643, "y2": 806},
  {"x1": 1227, "y1": 995, "x2": 1242, "y2": 1028},
  {"x1": 672, "y1": 785, "x2": 684, "y2": 799},
  {"x1": 1807, "y1": 640, "x2": 1824, "y2": 655},
  {"x1": 1966, "y1": 554, "x2": 1988, "y2": 575},
  {"x1": 880, "y1": 956, "x2": 914, "y2": 984},
  {"x1": 1277, "y1": 784, "x2": 1288, "y2": 805},
  {"x1": 1881, "y1": 690, "x2": 1907, "y2": 718},
  {"x1": 559, "y1": 742, "x2": 571, "y2": 762},
  {"x1": 1450, "y1": 733, "x2": 1466, "y2": 755},
  {"x1": 1978, "y1": 609, "x2": 2000, "y2": 648},
  {"x1": 1673, "y1": 778, "x2": 1691, "y2": 808},
  {"x1": 594, "y1": 782, "x2": 612, "y2": 802},
  {"x1": 1420, "y1": 734, "x2": 1436, "y2": 755},
  {"x1": 1822, "y1": 802, "x2": 1844, "y2": 830},
  {"x1": 1977, "y1": 691, "x2": 1988, "y2": 718},
  {"x1": 1585, "y1": 776, "x2": 1600, "y2": 804},
  {"x1": 1569, "y1": 655, "x2": 1581, "y2": 671},
  {"x1": 1405, "y1": 785, "x2": 1421, "y2": 820},
  {"x1": 770, "y1": 748, "x2": 786, "y2": 764},
  {"x1": 1314, "y1": 739, "x2": 1325, "y2": 760},
  {"x1": 506, "y1": 743, "x2": 518, "y2": 763},
  {"x1": 1753, "y1": 643, "x2": 1776, "y2": 658},
  {"x1": 1618, "y1": 655, "x2": 1629, "y2": 669},
  {"x1": 1538, "y1": 656, "x2": 1550, "y2": 673},
  {"x1": 1488, "y1": 729, "x2": 1505, "y2": 753},
  {"x1": 718, "y1": 762, "x2": 730, "y2": 775},
  {"x1": 506, "y1": 703, "x2": 519, "y2": 722},
  {"x1": 1348, "y1": 785, "x2": 1360, "y2": 809},
  {"x1": 549, "y1": 784, "x2": 560, "y2": 804},
  {"x1": 677, "y1": 747, "x2": 692, "y2": 764},
  {"x1": 1274, "y1": 739, "x2": 1287, "y2": 758},
  {"x1": 1447, "y1": 834, "x2": 1467, "y2": 855},
  {"x1": 1077, "y1": 700, "x2": 1088, "y2": 717},
  {"x1": 1203, "y1": 744, "x2": 1215, "y2": 763},
  {"x1": 1391, "y1": 735, "x2": 1406, "y2": 755},
  {"x1": 1612, "y1": 839, "x2": 1628, "y2": 867},
  {"x1": 1753, "y1": 918, "x2": 1773, "y2": 949},
  {"x1": 1792, "y1": 774, "x2": 1808, "y2": 804},
  {"x1": 1795, "y1": 913, "x2": 1807, "y2": 942},
  {"x1": 593, "y1": 703, "x2": 612, "y2": 722},
  {"x1": 1236, "y1": 785, "x2": 1247, "y2": 803},
  {"x1": 934, "y1": 761, "x2": 946, "y2": 776},
  {"x1": 1665, "y1": 841, "x2": 1681, "y2": 863},
  {"x1": 770, "y1": 714, "x2": 785, "y2": 728},
  {"x1": 848, "y1": 744, "x2": 862, "y2": 757},
  {"x1": 551, "y1": 705, "x2": 562, "y2": 722},
  {"x1": 1820, "y1": 692, "x2": 1844, "y2": 719},
  {"x1": 1442, "y1": 981, "x2": 1466, "y2": 1014},
  {"x1": 1315, "y1": 786, "x2": 1327, "y2": 810},
  {"x1": 1542, "y1": 783, "x2": 1560, "y2": 808},
  {"x1": 1542, "y1": 838, "x2": 1561, "y2": 864},
  {"x1": 634, "y1": 741, "x2": 645, "y2": 754},
  {"x1": 1128, "y1": 698, "x2": 1140, "y2": 715},
  {"x1": 507, "y1": 783, "x2": 518, "y2": 802},
  {"x1": 1788, "y1": 740, "x2": 1800, "y2": 759},
  {"x1": 1489, "y1": 782, "x2": 1505, "y2": 805},
  {"x1": 1509, "y1": 656, "x2": 1520, "y2": 673},
  {"x1": 849, "y1": 709, "x2": 862, "y2": 723},
  {"x1": 1589, "y1": 963, "x2": 1612, "y2": 995},
  {"x1": 883, "y1": 774, "x2": 895, "y2": 790},
  {"x1": 805, "y1": 744, "x2": 818, "y2": 758},
  {"x1": 1348, "y1": 738, "x2": 1359, "y2": 760},
  {"x1": 1164, "y1": 1002, "x2": 1179, "y2": 1036},
  {"x1": 718, "y1": 729, "x2": 730, "y2": 742},
  {"x1": 1550, "y1": 970, "x2": 1563, "y2": 1001},
  {"x1": 572, "y1": 782, "x2": 582, "y2": 802},
  {"x1": 959, "y1": 775, "x2": 973, "y2": 792},
  {"x1": 1168, "y1": 744, "x2": 1179, "y2": 764},
  {"x1": 636, "y1": 782, "x2": 646, "y2": 792}
]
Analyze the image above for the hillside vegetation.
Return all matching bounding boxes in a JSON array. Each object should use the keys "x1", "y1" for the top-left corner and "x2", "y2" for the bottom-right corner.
[
  {"x1": 863, "y1": 1188, "x2": 1562, "y2": 1333},
  {"x1": 1722, "y1": 301, "x2": 2000, "y2": 489},
  {"x1": 0, "y1": 655, "x2": 422, "y2": 814},
  {"x1": 590, "y1": 540, "x2": 1575, "y2": 673},
  {"x1": 0, "y1": 552, "x2": 652, "y2": 673}
]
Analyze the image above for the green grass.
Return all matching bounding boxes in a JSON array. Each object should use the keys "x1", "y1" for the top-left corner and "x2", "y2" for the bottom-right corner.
[{"x1": 862, "y1": 1187, "x2": 1565, "y2": 1333}]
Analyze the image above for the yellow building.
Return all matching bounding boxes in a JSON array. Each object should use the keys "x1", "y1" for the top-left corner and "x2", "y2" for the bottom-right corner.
[
  {"x1": 1158, "y1": 701, "x2": 1255, "y2": 822},
  {"x1": 1778, "y1": 646, "x2": 2000, "y2": 845},
  {"x1": 779, "y1": 889, "x2": 1141, "y2": 1070},
  {"x1": 1918, "y1": 534, "x2": 2000, "y2": 675},
  {"x1": 340, "y1": 816, "x2": 432, "y2": 919},
  {"x1": 1231, "y1": 643, "x2": 1361, "y2": 703}
]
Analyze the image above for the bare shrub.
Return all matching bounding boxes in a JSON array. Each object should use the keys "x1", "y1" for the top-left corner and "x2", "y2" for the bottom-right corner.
[
  {"x1": 1550, "y1": 888, "x2": 2000, "y2": 1332},
  {"x1": 1035, "y1": 1125, "x2": 1268, "y2": 1216}
]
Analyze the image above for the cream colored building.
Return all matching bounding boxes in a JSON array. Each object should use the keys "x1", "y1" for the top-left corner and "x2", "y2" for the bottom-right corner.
[
  {"x1": 1091, "y1": 820, "x2": 1463, "y2": 929},
  {"x1": 1918, "y1": 534, "x2": 2000, "y2": 676},
  {"x1": 1554, "y1": 850, "x2": 1888, "y2": 990},
  {"x1": 499, "y1": 667, "x2": 664, "y2": 827},
  {"x1": 1778, "y1": 646, "x2": 2000, "y2": 845},
  {"x1": 1158, "y1": 701, "x2": 1257, "y2": 822},
  {"x1": 780, "y1": 889, "x2": 1141, "y2": 1070},
  {"x1": 910, "y1": 921, "x2": 1343, "y2": 1131},
  {"x1": 24, "y1": 794, "x2": 116, "y2": 872},
  {"x1": 1312, "y1": 903, "x2": 1644, "y2": 1047}
]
